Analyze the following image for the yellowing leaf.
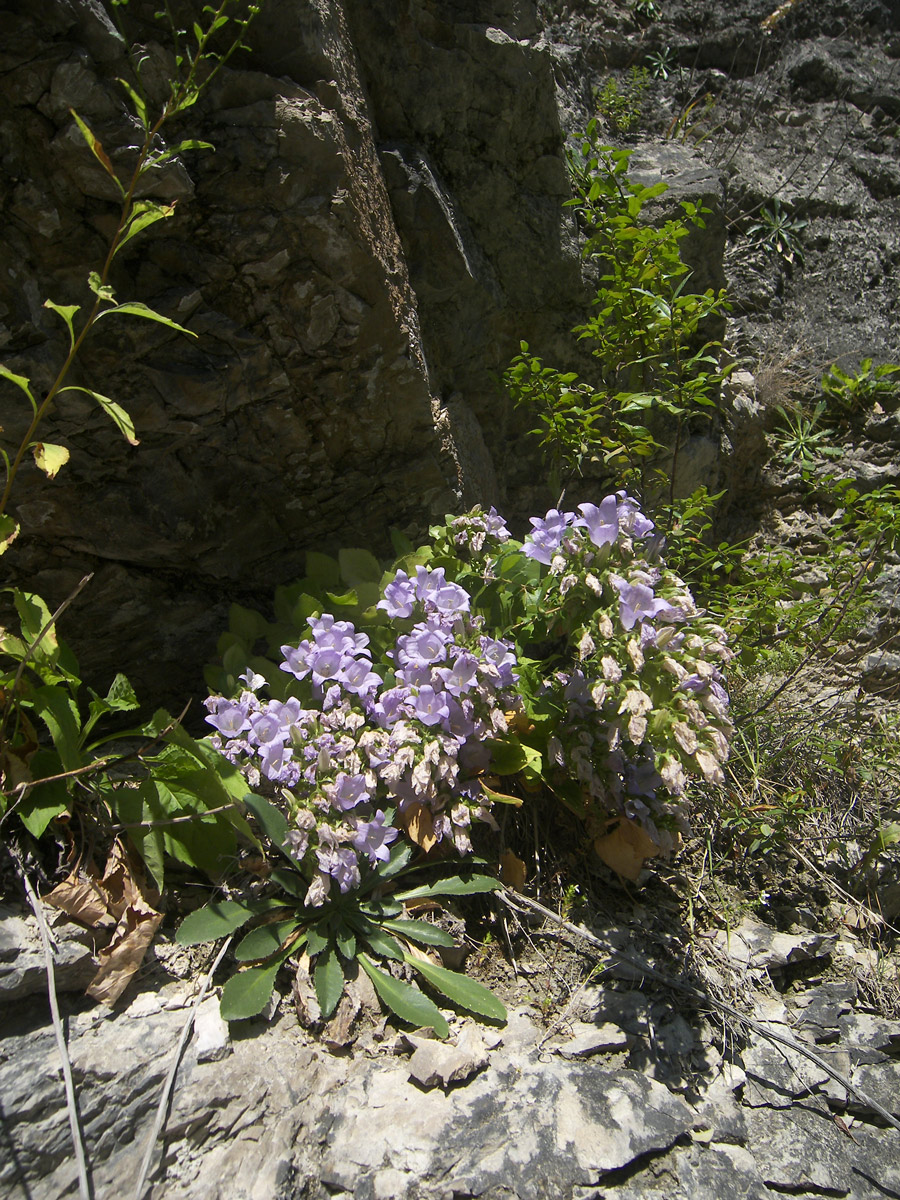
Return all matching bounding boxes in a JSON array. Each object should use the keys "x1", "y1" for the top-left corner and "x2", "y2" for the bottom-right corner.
[
  {"x1": 32, "y1": 442, "x2": 70, "y2": 479},
  {"x1": 0, "y1": 515, "x2": 20, "y2": 555}
]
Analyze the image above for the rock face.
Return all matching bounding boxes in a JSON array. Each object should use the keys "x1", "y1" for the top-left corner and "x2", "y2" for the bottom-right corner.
[
  {"x1": 0, "y1": 0, "x2": 582, "y2": 706},
  {"x1": 3, "y1": 904, "x2": 900, "y2": 1200}
]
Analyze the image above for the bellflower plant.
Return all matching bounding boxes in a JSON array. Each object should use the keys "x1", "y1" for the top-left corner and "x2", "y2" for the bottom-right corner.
[
  {"x1": 428, "y1": 495, "x2": 733, "y2": 862},
  {"x1": 204, "y1": 569, "x2": 519, "y2": 910}
]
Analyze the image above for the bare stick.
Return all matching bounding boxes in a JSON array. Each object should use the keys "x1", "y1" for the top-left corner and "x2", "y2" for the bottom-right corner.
[
  {"x1": 497, "y1": 886, "x2": 900, "y2": 1133},
  {"x1": 132, "y1": 936, "x2": 232, "y2": 1200},
  {"x1": 21, "y1": 870, "x2": 93, "y2": 1200}
]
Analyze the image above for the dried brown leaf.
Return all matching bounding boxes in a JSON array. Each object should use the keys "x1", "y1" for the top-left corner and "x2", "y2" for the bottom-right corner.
[
  {"x1": 593, "y1": 818, "x2": 662, "y2": 882},
  {"x1": 399, "y1": 801, "x2": 438, "y2": 852},
  {"x1": 500, "y1": 849, "x2": 527, "y2": 891}
]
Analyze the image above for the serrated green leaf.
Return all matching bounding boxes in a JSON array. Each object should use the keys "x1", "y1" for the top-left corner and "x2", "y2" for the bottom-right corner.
[
  {"x1": 370, "y1": 841, "x2": 414, "y2": 883},
  {"x1": 269, "y1": 867, "x2": 308, "y2": 899},
  {"x1": 360, "y1": 927, "x2": 404, "y2": 961},
  {"x1": 335, "y1": 927, "x2": 356, "y2": 959},
  {"x1": 314, "y1": 947, "x2": 345, "y2": 1019},
  {"x1": 381, "y1": 918, "x2": 455, "y2": 948},
  {"x1": 14, "y1": 591, "x2": 58, "y2": 662},
  {"x1": 406, "y1": 956, "x2": 506, "y2": 1023},
  {"x1": 229, "y1": 602, "x2": 268, "y2": 646},
  {"x1": 105, "y1": 672, "x2": 139, "y2": 711},
  {"x1": 113, "y1": 780, "x2": 166, "y2": 891},
  {"x1": 176, "y1": 898, "x2": 287, "y2": 945},
  {"x1": 359, "y1": 956, "x2": 449, "y2": 1038},
  {"x1": 42, "y1": 300, "x2": 80, "y2": 352},
  {"x1": 58, "y1": 386, "x2": 138, "y2": 445},
  {"x1": 32, "y1": 442, "x2": 70, "y2": 479},
  {"x1": 219, "y1": 961, "x2": 281, "y2": 1020},
  {"x1": 17, "y1": 749, "x2": 70, "y2": 837},
  {"x1": 94, "y1": 301, "x2": 197, "y2": 338},
  {"x1": 394, "y1": 875, "x2": 500, "y2": 902},
  {"x1": 305, "y1": 924, "x2": 329, "y2": 956},
  {"x1": 234, "y1": 919, "x2": 303, "y2": 962},
  {"x1": 324, "y1": 589, "x2": 358, "y2": 608}
]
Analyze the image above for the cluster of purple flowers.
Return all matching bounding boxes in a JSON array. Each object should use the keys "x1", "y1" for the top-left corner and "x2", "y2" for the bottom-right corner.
[
  {"x1": 522, "y1": 493, "x2": 733, "y2": 848},
  {"x1": 204, "y1": 565, "x2": 519, "y2": 906}
]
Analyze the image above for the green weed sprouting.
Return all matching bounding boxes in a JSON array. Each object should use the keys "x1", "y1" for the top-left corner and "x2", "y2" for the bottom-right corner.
[
  {"x1": 509, "y1": 133, "x2": 731, "y2": 509},
  {"x1": 594, "y1": 69, "x2": 651, "y2": 136},
  {"x1": 821, "y1": 358, "x2": 900, "y2": 418},
  {"x1": 746, "y1": 199, "x2": 808, "y2": 266}
]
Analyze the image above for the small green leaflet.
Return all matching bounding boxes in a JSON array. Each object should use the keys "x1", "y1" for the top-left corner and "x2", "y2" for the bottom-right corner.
[
  {"x1": 43, "y1": 300, "x2": 80, "y2": 352},
  {"x1": 405, "y1": 956, "x2": 507, "y2": 1023},
  {"x1": 69, "y1": 109, "x2": 125, "y2": 196},
  {"x1": 113, "y1": 201, "x2": 177, "y2": 257},
  {"x1": 359, "y1": 955, "x2": 449, "y2": 1039},
  {"x1": 394, "y1": 875, "x2": 501, "y2": 902},
  {"x1": 32, "y1": 443, "x2": 70, "y2": 479},
  {"x1": 87, "y1": 272, "x2": 116, "y2": 302},
  {"x1": 176, "y1": 898, "x2": 288, "y2": 945},
  {"x1": 58, "y1": 386, "x2": 138, "y2": 446},
  {"x1": 94, "y1": 301, "x2": 197, "y2": 338},
  {"x1": 0, "y1": 365, "x2": 36, "y2": 412},
  {"x1": 116, "y1": 77, "x2": 148, "y2": 128},
  {"x1": 149, "y1": 138, "x2": 215, "y2": 167}
]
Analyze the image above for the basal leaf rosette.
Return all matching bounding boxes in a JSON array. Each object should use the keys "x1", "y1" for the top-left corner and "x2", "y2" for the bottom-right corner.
[
  {"x1": 204, "y1": 567, "x2": 520, "y2": 906},
  {"x1": 519, "y1": 494, "x2": 732, "y2": 855}
]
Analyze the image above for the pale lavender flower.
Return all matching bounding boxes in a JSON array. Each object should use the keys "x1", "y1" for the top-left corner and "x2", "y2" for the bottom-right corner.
[
  {"x1": 351, "y1": 810, "x2": 399, "y2": 863},
  {"x1": 378, "y1": 569, "x2": 416, "y2": 618},
  {"x1": 316, "y1": 845, "x2": 361, "y2": 893},
  {"x1": 523, "y1": 509, "x2": 577, "y2": 565},
  {"x1": 577, "y1": 496, "x2": 619, "y2": 549},
  {"x1": 437, "y1": 652, "x2": 479, "y2": 696},
  {"x1": 341, "y1": 656, "x2": 382, "y2": 698},
  {"x1": 610, "y1": 574, "x2": 672, "y2": 631},
  {"x1": 616, "y1": 492, "x2": 655, "y2": 538},
  {"x1": 414, "y1": 685, "x2": 451, "y2": 727},
  {"x1": 205, "y1": 699, "x2": 251, "y2": 738},
  {"x1": 329, "y1": 772, "x2": 370, "y2": 811}
]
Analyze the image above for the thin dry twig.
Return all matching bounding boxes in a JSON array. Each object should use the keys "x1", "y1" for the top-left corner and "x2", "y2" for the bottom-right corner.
[
  {"x1": 497, "y1": 886, "x2": 900, "y2": 1134},
  {"x1": 20, "y1": 869, "x2": 93, "y2": 1200},
  {"x1": 132, "y1": 936, "x2": 232, "y2": 1200}
]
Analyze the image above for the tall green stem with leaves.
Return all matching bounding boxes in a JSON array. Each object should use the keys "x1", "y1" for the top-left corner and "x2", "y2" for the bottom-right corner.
[{"x1": 0, "y1": 0, "x2": 260, "y2": 553}]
